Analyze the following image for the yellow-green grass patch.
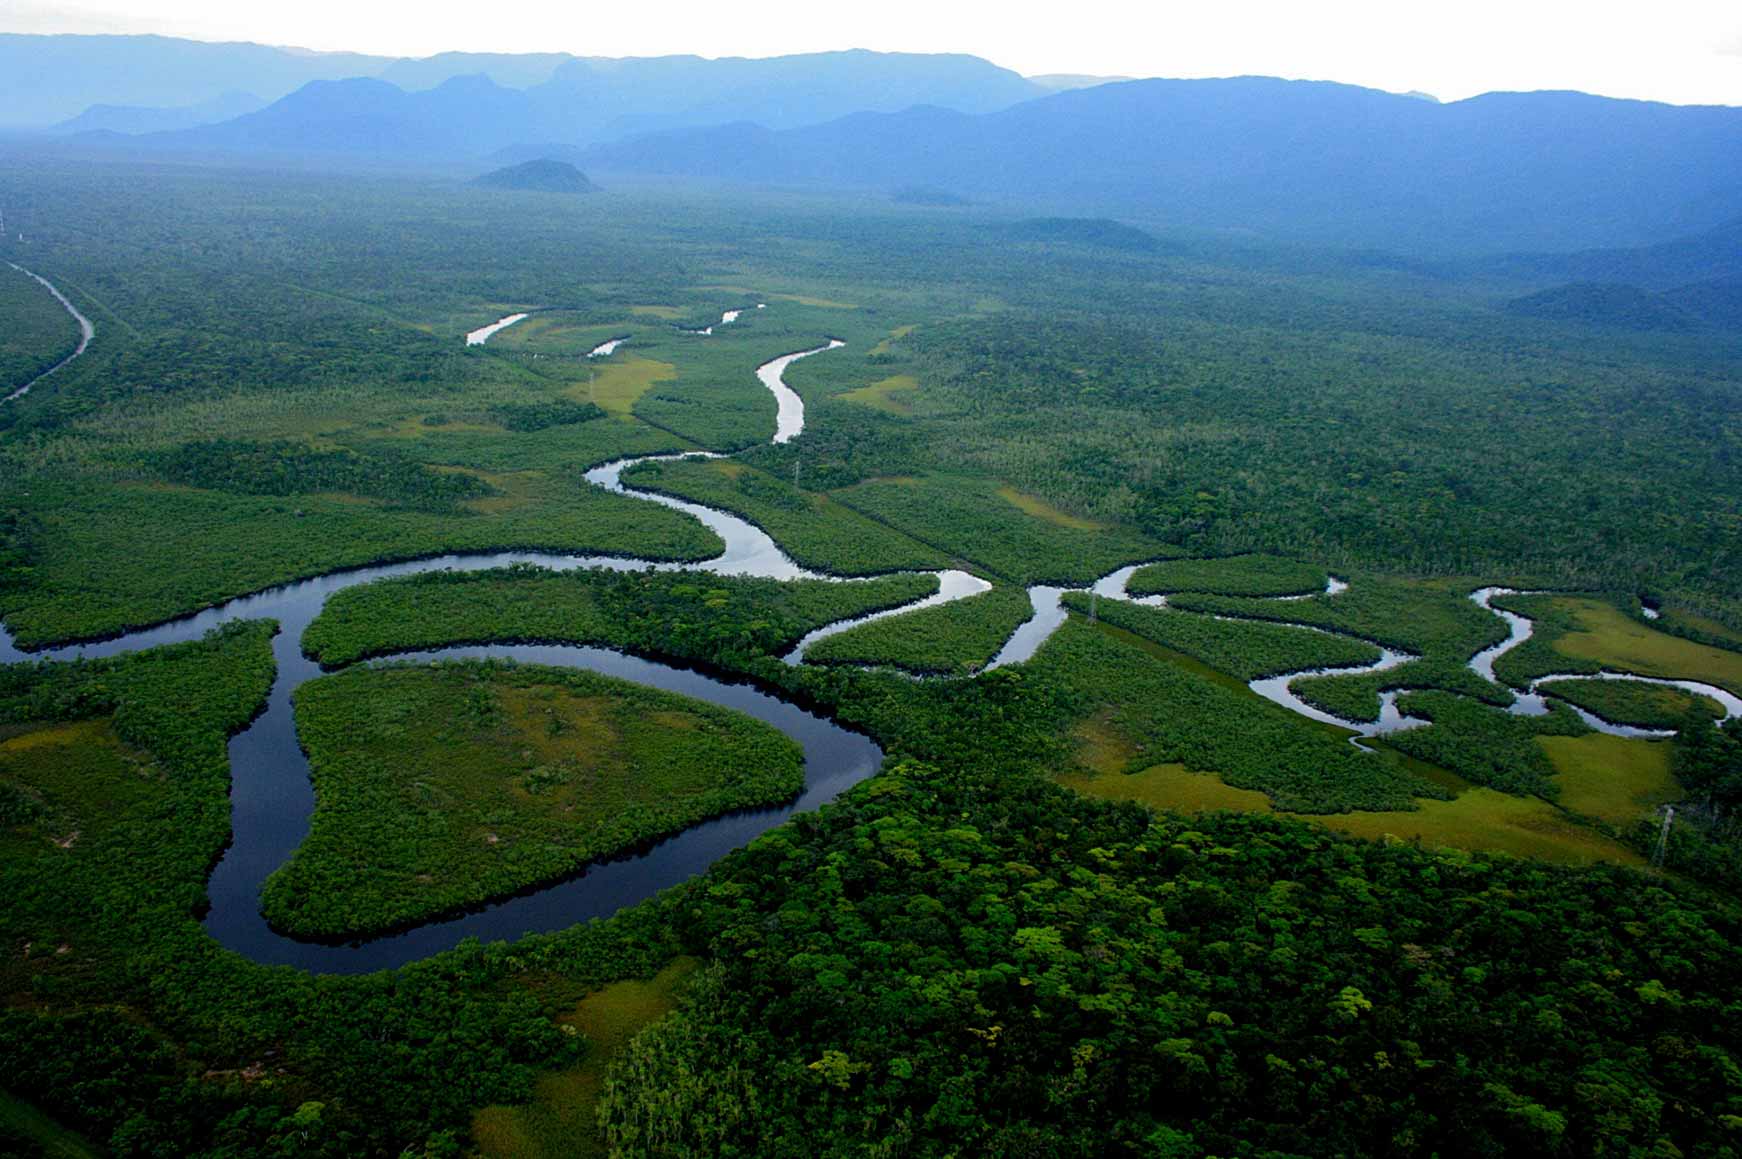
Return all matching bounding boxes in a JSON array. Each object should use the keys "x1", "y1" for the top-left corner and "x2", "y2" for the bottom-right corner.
[
  {"x1": 568, "y1": 355, "x2": 676, "y2": 416},
  {"x1": 995, "y1": 485, "x2": 1107, "y2": 530},
  {"x1": 1070, "y1": 709, "x2": 1143, "y2": 775},
  {"x1": 838, "y1": 374, "x2": 919, "y2": 414},
  {"x1": 867, "y1": 324, "x2": 917, "y2": 356},
  {"x1": 628, "y1": 305, "x2": 682, "y2": 319},
  {"x1": 473, "y1": 958, "x2": 701, "y2": 1159},
  {"x1": 1542, "y1": 597, "x2": 1742, "y2": 695},
  {"x1": 1540, "y1": 734, "x2": 1681, "y2": 826},
  {"x1": 1310, "y1": 789, "x2": 1643, "y2": 867},
  {"x1": 1, "y1": 718, "x2": 160, "y2": 855},
  {"x1": 456, "y1": 469, "x2": 546, "y2": 515},
  {"x1": 377, "y1": 414, "x2": 500, "y2": 440},
  {"x1": 1059, "y1": 716, "x2": 1641, "y2": 866},
  {"x1": 767, "y1": 292, "x2": 857, "y2": 309}
]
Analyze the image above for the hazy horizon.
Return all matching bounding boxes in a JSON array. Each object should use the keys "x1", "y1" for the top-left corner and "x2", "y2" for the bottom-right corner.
[{"x1": 5, "y1": 0, "x2": 1741, "y2": 107}]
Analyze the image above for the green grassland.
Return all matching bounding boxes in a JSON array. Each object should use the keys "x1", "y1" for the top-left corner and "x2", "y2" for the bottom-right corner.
[
  {"x1": 0, "y1": 262, "x2": 79, "y2": 394},
  {"x1": 1656, "y1": 605, "x2": 1742, "y2": 652},
  {"x1": 1127, "y1": 553, "x2": 1329, "y2": 597},
  {"x1": 1058, "y1": 761, "x2": 1644, "y2": 867},
  {"x1": 1028, "y1": 618, "x2": 1437, "y2": 813},
  {"x1": 836, "y1": 474, "x2": 1172, "y2": 583},
  {"x1": 1171, "y1": 576, "x2": 1512, "y2": 720},
  {"x1": 1494, "y1": 593, "x2": 1742, "y2": 697},
  {"x1": 2, "y1": 472, "x2": 721, "y2": 647},
  {"x1": 838, "y1": 373, "x2": 919, "y2": 414},
  {"x1": 1386, "y1": 689, "x2": 1588, "y2": 798},
  {"x1": 1538, "y1": 677, "x2": 1723, "y2": 729},
  {"x1": 266, "y1": 664, "x2": 804, "y2": 938},
  {"x1": 805, "y1": 585, "x2": 1034, "y2": 675},
  {"x1": 301, "y1": 566, "x2": 939, "y2": 668},
  {"x1": 621, "y1": 456, "x2": 952, "y2": 574},
  {"x1": 1541, "y1": 734, "x2": 1683, "y2": 827},
  {"x1": 473, "y1": 956, "x2": 701, "y2": 1158},
  {"x1": 1059, "y1": 591, "x2": 1380, "y2": 680}
]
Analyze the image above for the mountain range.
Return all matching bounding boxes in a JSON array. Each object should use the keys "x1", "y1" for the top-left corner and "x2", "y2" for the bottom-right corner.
[
  {"x1": 103, "y1": 50, "x2": 1036, "y2": 161},
  {"x1": 580, "y1": 77, "x2": 1742, "y2": 254},
  {"x1": 3, "y1": 33, "x2": 1040, "y2": 139},
  {"x1": 5, "y1": 34, "x2": 1740, "y2": 258}
]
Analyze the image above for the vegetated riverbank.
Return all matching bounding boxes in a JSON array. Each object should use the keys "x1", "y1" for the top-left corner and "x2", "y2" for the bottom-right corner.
[
  {"x1": 265, "y1": 662, "x2": 807, "y2": 940},
  {"x1": 1, "y1": 262, "x2": 93, "y2": 403}
]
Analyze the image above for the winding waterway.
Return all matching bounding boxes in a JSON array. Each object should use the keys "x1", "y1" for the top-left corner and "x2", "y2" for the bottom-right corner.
[
  {"x1": 973, "y1": 572, "x2": 1738, "y2": 742},
  {"x1": 0, "y1": 338, "x2": 983, "y2": 972},
  {"x1": 4, "y1": 262, "x2": 95, "y2": 403},
  {"x1": 4, "y1": 309, "x2": 1737, "y2": 971}
]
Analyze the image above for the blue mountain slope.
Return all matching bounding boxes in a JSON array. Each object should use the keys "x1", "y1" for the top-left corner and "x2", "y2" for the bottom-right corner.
[{"x1": 584, "y1": 77, "x2": 1742, "y2": 254}]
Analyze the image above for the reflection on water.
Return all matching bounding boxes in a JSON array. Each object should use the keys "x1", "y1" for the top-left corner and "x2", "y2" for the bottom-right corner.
[{"x1": 464, "y1": 312, "x2": 528, "y2": 346}]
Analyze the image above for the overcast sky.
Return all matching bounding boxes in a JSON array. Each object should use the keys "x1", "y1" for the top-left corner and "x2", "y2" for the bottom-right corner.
[{"x1": 7, "y1": 0, "x2": 1741, "y2": 105}]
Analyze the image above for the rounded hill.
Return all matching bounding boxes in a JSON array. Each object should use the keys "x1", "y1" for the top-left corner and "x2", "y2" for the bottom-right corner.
[{"x1": 474, "y1": 158, "x2": 600, "y2": 193}]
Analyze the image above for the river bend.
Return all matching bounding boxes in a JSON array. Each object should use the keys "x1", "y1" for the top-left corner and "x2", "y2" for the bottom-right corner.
[{"x1": 4, "y1": 262, "x2": 95, "y2": 403}]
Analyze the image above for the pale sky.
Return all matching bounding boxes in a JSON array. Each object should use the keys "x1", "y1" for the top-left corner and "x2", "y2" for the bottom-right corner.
[{"x1": 6, "y1": 0, "x2": 1742, "y2": 105}]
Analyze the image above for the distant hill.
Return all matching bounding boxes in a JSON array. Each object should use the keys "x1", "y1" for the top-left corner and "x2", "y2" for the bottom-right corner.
[
  {"x1": 51, "y1": 90, "x2": 265, "y2": 136},
  {"x1": 1483, "y1": 218, "x2": 1742, "y2": 291},
  {"x1": 475, "y1": 159, "x2": 599, "y2": 193},
  {"x1": 156, "y1": 74, "x2": 527, "y2": 157},
  {"x1": 1662, "y1": 277, "x2": 1742, "y2": 329},
  {"x1": 584, "y1": 77, "x2": 1742, "y2": 255},
  {"x1": 999, "y1": 217, "x2": 1163, "y2": 252},
  {"x1": 1503, "y1": 283, "x2": 1707, "y2": 331}
]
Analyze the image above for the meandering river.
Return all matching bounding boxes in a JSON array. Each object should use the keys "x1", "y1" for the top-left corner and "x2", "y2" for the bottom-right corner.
[
  {"x1": 1, "y1": 313, "x2": 1734, "y2": 971},
  {"x1": 0, "y1": 339, "x2": 982, "y2": 972}
]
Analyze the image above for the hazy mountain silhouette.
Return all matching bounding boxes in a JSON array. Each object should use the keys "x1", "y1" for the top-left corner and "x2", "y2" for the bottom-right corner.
[
  {"x1": 0, "y1": 34, "x2": 394, "y2": 126},
  {"x1": 51, "y1": 90, "x2": 266, "y2": 136},
  {"x1": 1662, "y1": 277, "x2": 1742, "y2": 329},
  {"x1": 378, "y1": 52, "x2": 574, "y2": 92},
  {"x1": 127, "y1": 49, "x2": 1039, "y2": 161},
  {"x1": 583, "y1": 77, "x2": 1742, "y2": 254},
  {"x1": 1485, "y1": 218, "x2": 1742, "y2": 289},
  {"x1": 159, "y1": 75, "x2": 528, "y2": 157},
  {"x1": 475, "y1": 159, "x2": 599, "y2": 193},
  {"x1": 518, "y1": 50, "x2": 1038, "y2": 143},
  {"x1": 1503, "y1": 283, "x2": 1708, "y2": 331},
  {"x1": 998, "y1": 218, "x2": 1166, "y2": 252}
]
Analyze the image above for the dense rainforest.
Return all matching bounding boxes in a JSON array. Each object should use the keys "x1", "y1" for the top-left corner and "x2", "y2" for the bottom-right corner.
[{"x1": 0, "y1": 157, "x2": 1740, "y2": 1157}]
